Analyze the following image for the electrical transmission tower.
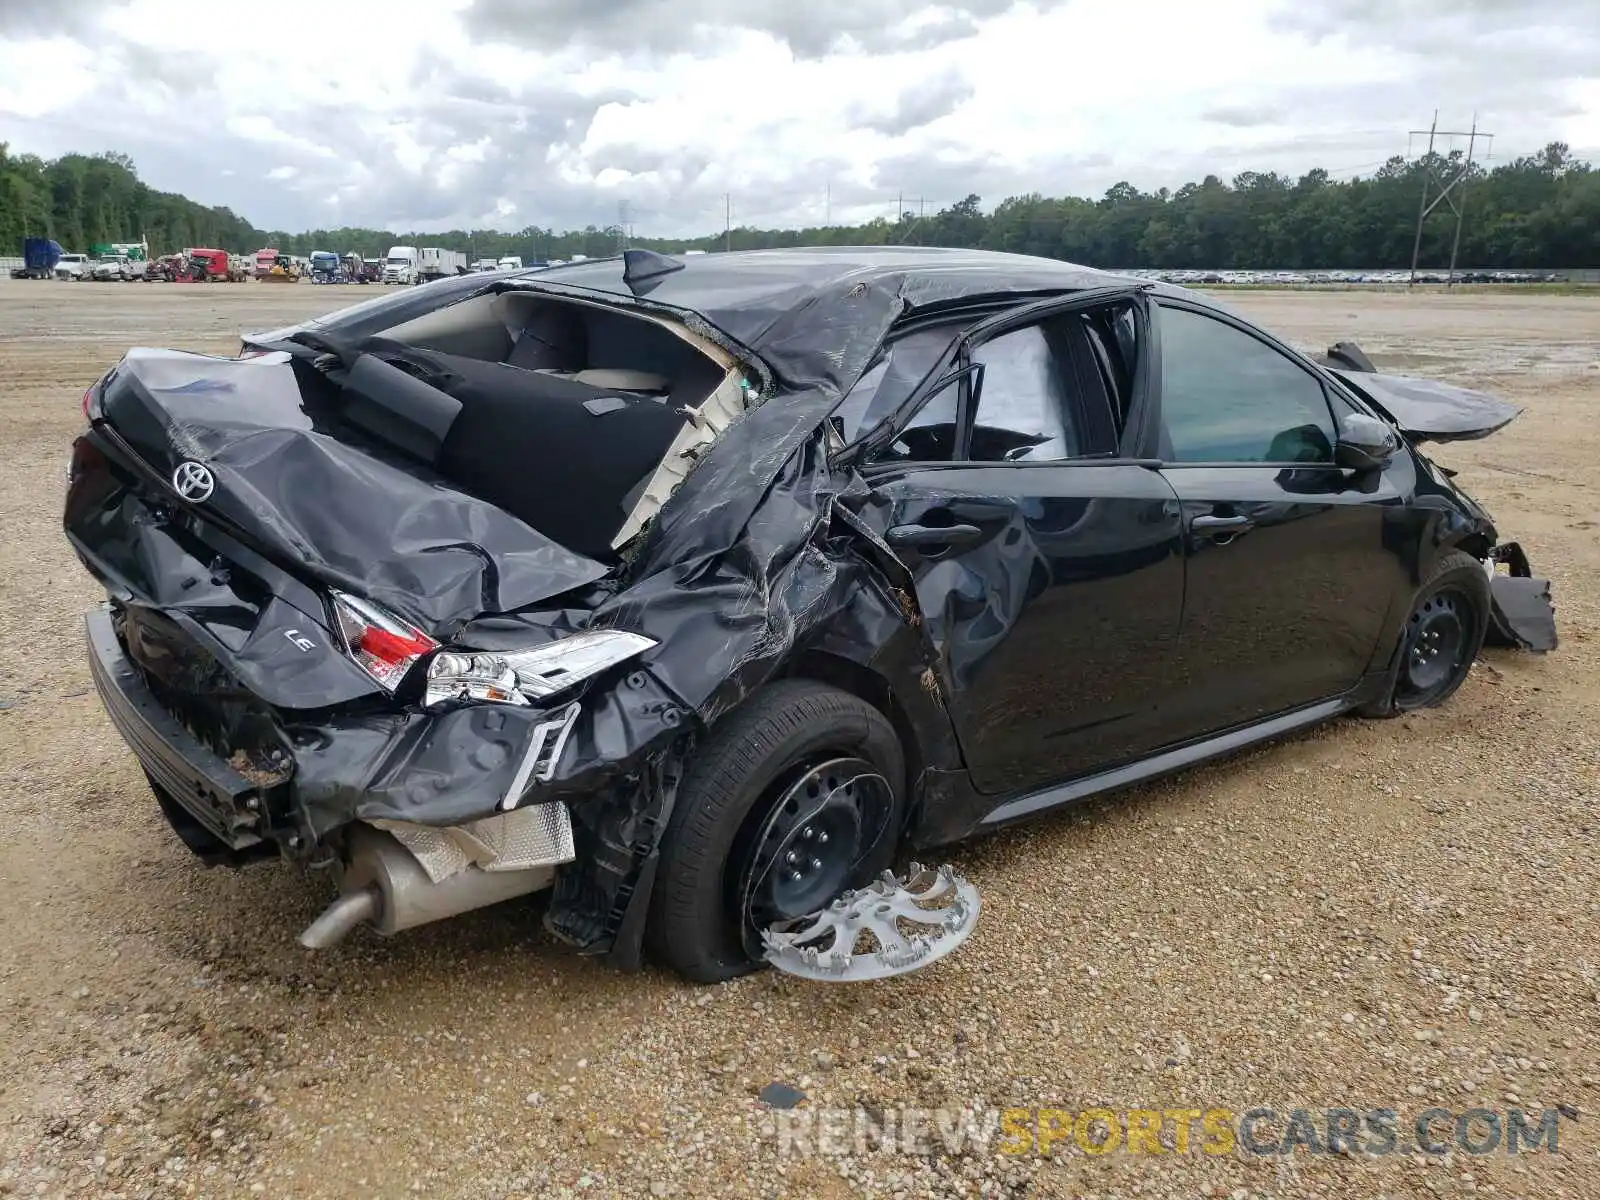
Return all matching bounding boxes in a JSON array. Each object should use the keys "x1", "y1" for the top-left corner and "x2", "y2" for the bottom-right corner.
[{"x1": 1407, "y1": 112, "x2": 1493, "y2": 287}]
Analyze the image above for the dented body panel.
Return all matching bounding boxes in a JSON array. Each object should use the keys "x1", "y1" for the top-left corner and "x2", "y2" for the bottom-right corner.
[{"x1": 1327, "y1": 369, "x2": 1524, "y2": 443}]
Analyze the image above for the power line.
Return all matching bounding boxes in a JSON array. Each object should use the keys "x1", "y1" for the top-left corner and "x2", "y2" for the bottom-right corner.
[{"x1": 1406, "y1": 111, "x2": 1493, "y2": 287}]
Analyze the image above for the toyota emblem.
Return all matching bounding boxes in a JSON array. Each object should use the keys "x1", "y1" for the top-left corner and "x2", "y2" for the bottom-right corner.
[{"x1": 172, "y1": 461, "x2": 216, "y2": 502}]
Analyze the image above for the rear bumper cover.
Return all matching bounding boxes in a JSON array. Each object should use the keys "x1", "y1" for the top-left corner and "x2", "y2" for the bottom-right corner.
[{"x1": 86, "y1": 608, "x2": 270, "y2": 857}]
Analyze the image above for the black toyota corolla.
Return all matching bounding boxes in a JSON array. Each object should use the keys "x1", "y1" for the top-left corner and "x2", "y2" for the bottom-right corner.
[{"x1": 63, "y1": 246, "x2": 1556, "y2": 983}]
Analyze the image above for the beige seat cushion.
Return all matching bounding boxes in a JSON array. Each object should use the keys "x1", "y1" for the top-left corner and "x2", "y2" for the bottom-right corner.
[{"x1": 569, "y1": 368, "x2": 670, "y2": 392}]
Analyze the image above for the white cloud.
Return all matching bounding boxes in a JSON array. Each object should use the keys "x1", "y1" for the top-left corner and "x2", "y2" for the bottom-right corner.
[{"x1": 0, "y1": 0, "x2": 1594, "y2": 234}]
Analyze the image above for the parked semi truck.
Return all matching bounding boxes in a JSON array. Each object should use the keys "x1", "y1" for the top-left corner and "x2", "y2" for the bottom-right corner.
[
  {"x1": 415, "y1": 246, "x2": 467, "y2": 282},
  {"x1": 9, "y1": 237, "x2": 63, "y2": 279},
  {"x1": 382, "y1": 245, "x2": 418, "y2": 285}
]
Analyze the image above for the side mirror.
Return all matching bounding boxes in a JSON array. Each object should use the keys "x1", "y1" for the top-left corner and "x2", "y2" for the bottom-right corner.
[{"x1": 1334, "y1": 412, "x2": 1400, "y2": 471}]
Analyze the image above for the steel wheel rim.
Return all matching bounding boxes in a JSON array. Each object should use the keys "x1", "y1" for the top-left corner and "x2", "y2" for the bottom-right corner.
[
  {"x1": 735, "y1": 756, "x2": 892, "y2": 933},
  {"x1": 1396, "y1": 587, "x2": 1472, "y2": 706}
]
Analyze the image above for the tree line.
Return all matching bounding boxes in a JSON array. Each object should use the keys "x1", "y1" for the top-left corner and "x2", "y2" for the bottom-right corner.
[{"x1": 2, "y1": 141, "x2": 1595, "y2": 269}]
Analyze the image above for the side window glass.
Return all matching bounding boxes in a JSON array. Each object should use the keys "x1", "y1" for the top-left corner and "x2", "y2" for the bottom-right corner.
[
  {"x1": 835, "y1": 326, "x2": 957, "y2": 444},
  {"x1": 873, "y1": 378, "x2": 961, "y2": 463},
  {"x1": 968, "y1": 325, "x2": 1075, "y2": 462},
  {"x1": 1157, "y1": 306, "x2": 1336, "y2": 463}
]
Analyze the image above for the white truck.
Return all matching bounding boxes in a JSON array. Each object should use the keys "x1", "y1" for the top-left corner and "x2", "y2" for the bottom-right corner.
[
  {"x1": 90, "y1": 255, "x2": 140, "y2": 282},
  {"x1": 495, "y1": 255, "x2": 523, "y2": 271},
  {"x1": 471, "y1": 258, "x2": 500, "y2": 273},
  {"x1": 416, "y1": 247, "x2": 467, "y2": 283},
  {"x1": 382, "y1": 245, "x2": 419, "y2": 285},
  {"x1": 54, "y1": 252, "x2": 90, "y2": 281}
]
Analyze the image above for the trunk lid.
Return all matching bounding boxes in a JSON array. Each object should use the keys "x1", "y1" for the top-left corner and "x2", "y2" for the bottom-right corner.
[{"x1": 72, "y1": 348, "x2": 610, "y2": 638}]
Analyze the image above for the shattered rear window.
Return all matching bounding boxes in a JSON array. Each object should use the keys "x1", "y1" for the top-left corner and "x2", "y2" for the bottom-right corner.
[{"x1": 833, "y1": 326, "x2": 957, "y2": 443}]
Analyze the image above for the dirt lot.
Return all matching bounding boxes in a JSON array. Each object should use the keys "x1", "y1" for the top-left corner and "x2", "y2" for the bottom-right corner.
[{"x1": 1, "y1": 279, "x2": 1596, "y2": 1200}]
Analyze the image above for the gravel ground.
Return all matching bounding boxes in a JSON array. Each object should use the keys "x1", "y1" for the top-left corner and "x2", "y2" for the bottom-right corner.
[{"x1": 1, "y1": 280, "x2": 1596, "y2": 1200}]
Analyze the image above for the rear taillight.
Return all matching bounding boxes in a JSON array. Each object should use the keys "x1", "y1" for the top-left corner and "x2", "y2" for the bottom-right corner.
[
  {"x1": 330, "y1": 591, "x2": 438, "y2": 691},
  {"x1": 67, "y1": 436, "x2": 106, "y2": 485},
  {"x1": 82, "y1": 371, "x2": 111, "y2": 422}
]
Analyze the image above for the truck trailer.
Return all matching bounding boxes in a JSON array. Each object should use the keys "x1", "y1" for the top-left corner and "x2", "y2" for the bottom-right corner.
[{"x1": 416, "y1": 246, "x2": 467, "y2": 283}]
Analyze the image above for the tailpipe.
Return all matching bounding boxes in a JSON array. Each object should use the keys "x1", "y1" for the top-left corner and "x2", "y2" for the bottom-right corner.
[
  {"x1": 297, "y1": 821, "x2": 559, "y2": 950},
  {"x1": 299, "y1": 888, "x2": 380, "y2": 949}
]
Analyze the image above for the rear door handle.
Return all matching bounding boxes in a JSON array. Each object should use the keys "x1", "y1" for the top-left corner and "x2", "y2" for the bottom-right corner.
[
  {"x1": 885, "y1": 522, "x2": 984, "y2": 549},
  {"x1": 1191, "y1": 514, "x2": 1254, "y2": 532}
]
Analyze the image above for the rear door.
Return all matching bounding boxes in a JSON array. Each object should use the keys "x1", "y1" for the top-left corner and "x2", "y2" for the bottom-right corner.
[
  {"x1": 1148, "y1": 298, "x2": 1410, "y2": 737},
  {"x1": 846, "y1": 291, "x2": 1187, "y2": 798}
]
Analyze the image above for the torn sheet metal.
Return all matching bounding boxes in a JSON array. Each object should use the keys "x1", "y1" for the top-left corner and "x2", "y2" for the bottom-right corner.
[
  {"x1": 761, "y1": 863, "x2": 981, "y2": 982},
  {"x1": 1327, "y1": 368, "x2": 1523, "y2": 443},
  {"x1": 1485, "y1": 542, "x2": 1558, "y2": 652},
  {"x1": 90, "y1": 348, "x2": 608, "y2": 634}
]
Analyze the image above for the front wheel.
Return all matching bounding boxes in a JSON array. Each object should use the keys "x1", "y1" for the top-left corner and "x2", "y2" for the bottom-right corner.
[
  {"x1": 645, "y1": 680, "x2": 906, "y2": 983},
  {"x1": 1360, "y1": 549, "x2": 1491, "y2": 717}
]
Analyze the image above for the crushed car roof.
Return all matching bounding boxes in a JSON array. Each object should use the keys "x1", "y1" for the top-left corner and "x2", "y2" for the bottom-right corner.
[{"x1": 518, "y1": 247, "x2": 1141, "y2": 350}]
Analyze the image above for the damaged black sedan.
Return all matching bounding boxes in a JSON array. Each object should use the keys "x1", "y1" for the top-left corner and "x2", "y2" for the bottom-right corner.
[{"x1": 64, "y1": 247, "x2": 1556, "y2": 983}]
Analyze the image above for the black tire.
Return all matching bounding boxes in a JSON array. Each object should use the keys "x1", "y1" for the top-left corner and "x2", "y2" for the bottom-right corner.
[
  {"x1": 645, "y1": 680, "x2": 906, "y2": 983},
  {"x1": 1360, "y1": 549, "x2": 1491, "y2": 718}
]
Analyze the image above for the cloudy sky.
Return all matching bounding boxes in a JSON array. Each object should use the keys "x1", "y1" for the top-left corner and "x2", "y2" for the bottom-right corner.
[{"x1": 1, "y1": 0, "x2": 1596, "y2": 237}]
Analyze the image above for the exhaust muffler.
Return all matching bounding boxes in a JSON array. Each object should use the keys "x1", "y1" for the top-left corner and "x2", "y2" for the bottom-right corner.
[{"x1": 298, "y1": 817, "x2": 564, "y2": 950}]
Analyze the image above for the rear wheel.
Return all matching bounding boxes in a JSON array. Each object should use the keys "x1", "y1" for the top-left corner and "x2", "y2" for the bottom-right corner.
[
  {"x1": 645, "y1": 680, "x2": 906, "y2": 983},
  {"x1": 1360, "y1": 549, "x2": 1490, "y2": 717}
]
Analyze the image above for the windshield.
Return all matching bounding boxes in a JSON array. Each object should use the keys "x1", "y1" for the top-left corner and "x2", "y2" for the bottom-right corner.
[{"x1": 386, "y1": 256, "x2": 409, "y2": 265}]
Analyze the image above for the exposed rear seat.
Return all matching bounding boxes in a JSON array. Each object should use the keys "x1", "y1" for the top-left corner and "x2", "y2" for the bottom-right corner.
[
  {"x1": 504, "y1": 299, "x2": 724, "y2": 408},
  {"x1": 433, "y1": 353, "x2": 689, "y2": 560},
  {"x1": 341, "y1": 343, "x2": 689, "y2": 561}
]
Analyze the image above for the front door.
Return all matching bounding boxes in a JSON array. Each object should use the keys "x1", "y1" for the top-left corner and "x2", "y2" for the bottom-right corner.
[{"x1": 1149, "y1": 300, "x2": 1407, "y2": 737}]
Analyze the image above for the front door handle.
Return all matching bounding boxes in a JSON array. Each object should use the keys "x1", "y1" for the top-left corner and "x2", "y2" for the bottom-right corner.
[
  {"x1": 885, "y1": 522, "x2": 984, "y2": 550},
  {"x1": 1191, "y1": 514, "x2": 1254, "y2": 532}
]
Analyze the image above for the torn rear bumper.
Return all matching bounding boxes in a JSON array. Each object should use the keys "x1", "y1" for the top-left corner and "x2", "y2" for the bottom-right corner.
[
  {"x1": 86, "y1": 608, "x2": 272, "y2": 862},
  {"x1": 87, "y1": 602, "x2": 679, "y2": 959},
  {"x1": 1485, "y1": 542, "x2": 1558, "y2": 652}
]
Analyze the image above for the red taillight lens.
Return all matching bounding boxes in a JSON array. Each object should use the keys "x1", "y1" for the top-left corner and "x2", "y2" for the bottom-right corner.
[
  {"x1": 82, "y1": 387, "x2": 94, "y2": 419},
  {"x1": 330, "y1": 591, "x2": 438, "y2": 691},
  {"x1": 355, "y1": 624, "x2": 436, "y2": 663}
]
